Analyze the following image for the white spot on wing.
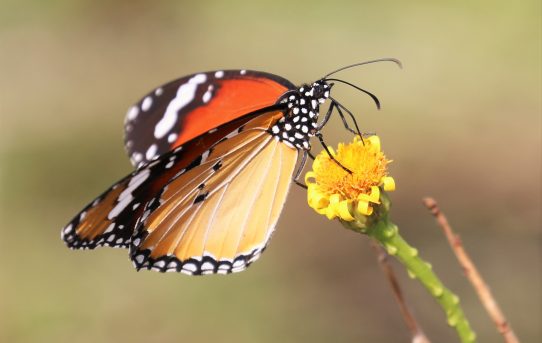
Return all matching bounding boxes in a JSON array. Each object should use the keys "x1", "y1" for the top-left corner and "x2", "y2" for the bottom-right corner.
[
  {"x1": 131, "y1": 152, "x2": 143, "y2": 163},
  {"x1": 201, "y1": 150, "x2": 210, "y2": 162},
  {"x1": 104, "y1": 223, "x2": 115, "y2": 233},
  {"x1": 154, "y1": 74, "x2": 207, "y2": 139},
  {"x1": 201, "y1": 262, "x2": 214, "y2": 271},
  {"x1": 214, "y1": 70, "x2": 224, "y2": 78},
  {"x1": 155, "y1": 87, "x2": 163, "y2": 96},
  {"x1": 126, "y1": 106, "x2": 139, "y2": 121},
  {"x1": 202, "y1": 85, "x2": 213, "y2": 103},
  {"x1": 167, "y1": 133, "x2": 178, "y2": 143},
  {"x1": 183, "y1": 263, "x2": 197, "y2": 272},
  {"x1": 62, "y1": 224, "x2": 73, "y2": 240},
  {"x1": 146, "y1": 144, "x2": 158, "y2": 160},
  {"x1": 141, "y1": 96, "x2": 153, "y2": 111},
  {"x1": 107, "y1": 169, "x2": 150, "y2": 220}
]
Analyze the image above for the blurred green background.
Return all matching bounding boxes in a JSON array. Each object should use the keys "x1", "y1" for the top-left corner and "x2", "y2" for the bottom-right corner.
[{"x1": 1, "y1": 1, "x2": 540, "y2": 342}]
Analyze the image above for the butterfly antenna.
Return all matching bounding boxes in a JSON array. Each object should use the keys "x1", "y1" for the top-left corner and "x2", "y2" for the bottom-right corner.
[
  {"x1": 325, "y1": 78, "x2": 381, "y2": 109},
  {"x1": 323, "y1": 58, "x2": 402, "y2": 78}
]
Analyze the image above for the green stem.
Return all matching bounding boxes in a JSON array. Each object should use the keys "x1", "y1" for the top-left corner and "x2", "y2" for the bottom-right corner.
[{"x1": 352, "y1": 216, "x2": 477, "y2": 343}]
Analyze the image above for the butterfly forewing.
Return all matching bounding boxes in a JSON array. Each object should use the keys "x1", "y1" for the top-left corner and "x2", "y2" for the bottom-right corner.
[
  {"x1": 129, "y1": 110, "x2": 299, "y2": 275},
  {"x1": 124, "y1": 70, "x2": 295, "y2": 167}
]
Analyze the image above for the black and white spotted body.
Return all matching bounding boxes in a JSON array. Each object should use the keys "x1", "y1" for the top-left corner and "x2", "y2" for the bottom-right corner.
[{"x1": 270, "y1": 80, "x2": 331, "y2": 150}]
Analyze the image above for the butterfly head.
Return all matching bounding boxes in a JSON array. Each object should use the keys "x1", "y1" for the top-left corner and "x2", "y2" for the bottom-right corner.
[
  {"x1": 312, "y1": 80, "x2": 332, "y2": 104},
  {"x1": 297, "y1": 80, "x2": 332, "y2": 107}
]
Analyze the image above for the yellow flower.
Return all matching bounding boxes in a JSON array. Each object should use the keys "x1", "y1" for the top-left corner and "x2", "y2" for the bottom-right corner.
[{"x1": 305, "y1": 135, "x2": 395, "y2": 222}]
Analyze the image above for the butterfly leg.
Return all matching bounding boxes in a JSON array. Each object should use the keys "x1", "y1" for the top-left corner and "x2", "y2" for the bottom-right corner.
[
  {"x1": 316, "y1": 102, "x2": 335, "y2": 130},
  {"x1": 334, "y1": 103, "x2": 360, "y2": 136},
  {"x1": 317, "y1": 101, "x2": 358, "y2": 136},
  {"x1": 334, "y1": 103, "x2": 379, "y2": 143},
  {"x1": 329, "y1": 97, "x2": 363, "y2": 138},
  {"x1": 316, "y1": 133, "x2": 352, "y2": 174},
  {"x1": 292, "y1": 150, "x2": 309, "y2": 189}
]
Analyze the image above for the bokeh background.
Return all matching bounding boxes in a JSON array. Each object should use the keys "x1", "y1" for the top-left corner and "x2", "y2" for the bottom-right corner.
[{"x1": 1, "y1": 1, "x2": 540, "y2": 342}]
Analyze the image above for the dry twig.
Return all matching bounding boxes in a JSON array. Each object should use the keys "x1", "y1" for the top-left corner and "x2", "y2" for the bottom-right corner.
[
  {"x1": 423, "y1": 197, "x2": 520, "y2": 343},
  {"x1": 371, "y1": 242, "x2": 431, "y2": 343}
]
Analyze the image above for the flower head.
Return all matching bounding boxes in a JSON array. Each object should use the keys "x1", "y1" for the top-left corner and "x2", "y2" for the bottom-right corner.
[{"x1": 306, "y1": 135, "x2": 395, "y2": 224}]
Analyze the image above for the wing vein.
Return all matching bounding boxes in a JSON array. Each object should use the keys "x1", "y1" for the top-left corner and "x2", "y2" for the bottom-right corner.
[
  {"x1": 200, "y1": 183, "x2": 230, "y2": 258},
  {"x1": 229, "y1": 139, "x2": 278, "y2": 259}
]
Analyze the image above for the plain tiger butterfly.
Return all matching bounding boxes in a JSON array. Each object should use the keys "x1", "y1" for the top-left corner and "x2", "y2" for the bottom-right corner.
[{"x1": 61, "y1": 58, "x2": 401, "y2": 275}]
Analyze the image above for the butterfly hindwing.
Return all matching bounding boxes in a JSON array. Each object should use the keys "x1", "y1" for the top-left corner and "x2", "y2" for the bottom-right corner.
[
  {"x1": 61, "y1": 108, "x2": 279, "y2": 250},
  {"x1": 129, "y1": 110, "x2": 299, "y2": 275},
  {"x1": 124, "y1": 70, "x2": 295, "y2": 167}
]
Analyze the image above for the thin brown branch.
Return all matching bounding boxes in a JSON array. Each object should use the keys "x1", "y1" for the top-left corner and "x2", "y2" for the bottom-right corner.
[
  {"x1": 422, "y1": 197, "x2": 520, "y2": 343},
  {"x1": 371, "y1": 241, "x2": 431, "y2": 343}
]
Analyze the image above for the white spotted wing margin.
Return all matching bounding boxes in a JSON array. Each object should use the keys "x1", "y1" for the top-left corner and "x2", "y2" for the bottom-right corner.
[{"x1": 129, "y1": 112, "x2": 299, "y2": 275}]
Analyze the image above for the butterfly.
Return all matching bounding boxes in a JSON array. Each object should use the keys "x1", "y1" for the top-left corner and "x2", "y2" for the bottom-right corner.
[{"x1": 61, "y1": 59, "x2": 400, "y2": 275}]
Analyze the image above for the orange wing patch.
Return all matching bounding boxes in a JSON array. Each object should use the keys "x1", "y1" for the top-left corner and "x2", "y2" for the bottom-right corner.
[{"x1": 173, "y1": 78, "x2": 291, "y2": 148}]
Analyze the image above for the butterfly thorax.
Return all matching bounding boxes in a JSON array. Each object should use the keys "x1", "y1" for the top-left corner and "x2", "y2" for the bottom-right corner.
[{"x1": 270, "y1": 80, "x2": 331, "y2": 150}]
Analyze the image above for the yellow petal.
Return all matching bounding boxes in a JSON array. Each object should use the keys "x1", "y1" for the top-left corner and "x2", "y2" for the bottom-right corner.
[
  {"x1": 329, "y1": 193, "x2": 341, "y2": 205},
  {"x1": 367, "y1": 135, "x2": 381, "y2": 152},
  {"x1": 308, "y1": 189, "x2": 329, "y2": 210},
  {"x1": 325, "y1": 207, "x2": 337, "y2": 220},
  {"x1": 357, "y1": 200, "x2": 373, "y2": 216},
  {"x1": 336, "y1": 200, "x2": 355, "y2": 221},
  {"x1": 358, "y1": 186, "x2": 380, "y2": 204},
  {"x1": 369, "y1": 186, "x2": 380, "y2": 203},
  {"x1": 382, "y1": 176, "x2": 396, "y2": 191}
]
